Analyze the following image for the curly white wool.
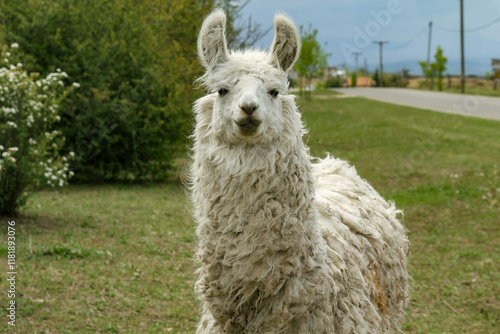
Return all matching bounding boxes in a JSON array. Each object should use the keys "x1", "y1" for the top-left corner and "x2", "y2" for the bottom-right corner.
[{"x1": 189, "y1": 9, "x2": 409, "y2": 334}]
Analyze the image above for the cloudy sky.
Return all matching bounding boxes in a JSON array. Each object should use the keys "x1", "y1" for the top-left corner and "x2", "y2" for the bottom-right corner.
[{"x1": 240, "y1": 0, "x2": 500, "y2": 76}]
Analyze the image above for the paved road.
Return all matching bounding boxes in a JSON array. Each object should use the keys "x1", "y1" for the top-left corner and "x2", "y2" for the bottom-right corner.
[{"x1": 332, "y1": 87, "x2": 500, "y2": 121}]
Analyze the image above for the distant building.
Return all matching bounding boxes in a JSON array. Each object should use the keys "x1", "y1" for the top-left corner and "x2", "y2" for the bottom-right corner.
[
  {"x1": 346, "y1": 76, "x2": 374, "y2": 87},
  {"x1": 323, "y1": 66, "x2": 337, "y2": 79},
  {"x1": 323, "y1": 66, "x2": 347, "y2": 80}
]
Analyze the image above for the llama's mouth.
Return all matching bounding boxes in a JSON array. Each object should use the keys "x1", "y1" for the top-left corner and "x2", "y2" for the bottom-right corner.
[{"x1": 234, "y1": 117, "x2": 262, "y2": 135}]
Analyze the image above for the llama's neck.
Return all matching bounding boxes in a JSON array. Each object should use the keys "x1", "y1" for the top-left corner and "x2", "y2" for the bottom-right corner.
[
  {"x1": 193, "y1": 140, "x2": 320, "y2": 277},
  {"x1": 195, "y1": 141, "x2": 314, "y2": 227}
]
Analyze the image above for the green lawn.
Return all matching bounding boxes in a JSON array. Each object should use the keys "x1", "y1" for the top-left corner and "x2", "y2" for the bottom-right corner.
[{"x1": 1, "y1": 93, "x2": 499, "y2": 333}]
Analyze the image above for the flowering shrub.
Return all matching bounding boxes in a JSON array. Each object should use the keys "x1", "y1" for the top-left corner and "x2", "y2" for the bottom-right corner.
[{"x1": 0, "y1": 44, "x2": 76, "y2": 215}]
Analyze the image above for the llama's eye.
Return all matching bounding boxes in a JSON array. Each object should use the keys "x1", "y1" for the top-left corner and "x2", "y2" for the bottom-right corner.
[
  {"x1": 218, "y1": 88, "x2": 229, "y2": 96},
  {"x1": 268, "y1": 89, "x2": 279, "y2": 98}
]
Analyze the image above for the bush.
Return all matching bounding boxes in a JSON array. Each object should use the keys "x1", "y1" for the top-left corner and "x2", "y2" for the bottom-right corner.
[
  {"x1": 315, "y1": 81, "x2": 325, "y2": 90},
  {"x1": 325, "y1": 77, "x2": 343, "y2": 88},
  {"x1": 351, "y1": 72, "x2": 357, "y2": 87},
  {"x1": 0, "y1": 0, "x2": 212, "y2": 182},
  {"x1": 0, "y1": 44, "x2": 75, "y2": 215}
]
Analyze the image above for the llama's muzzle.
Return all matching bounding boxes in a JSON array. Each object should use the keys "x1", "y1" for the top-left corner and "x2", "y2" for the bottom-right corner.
[
  {"x1": 234, "y1": 115, "x2": 262, "y2": 135},
  {"x1": 235, "y1": 101, "x2": 262, "y2": 135}
]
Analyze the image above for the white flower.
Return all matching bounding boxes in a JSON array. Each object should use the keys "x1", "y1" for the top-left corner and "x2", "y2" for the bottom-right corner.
[
  {"x1": 8, "y1": 147, "x2": 18, "y2": 152},
  {"x1": 28, "y1": 138, "x2": 37, "y2": 145},
  {"x1": 9, "y1": 157, "x2": 16, "y2": 163},
  {"x1": 10, "y1": 43, "x2": 19, "y2": 48},
  {"x1": 0, "y1": 145, "x2": 3, "y2": 150},
  {"x1": 69, "y1": 151, "x2": 75, "y2": 157},
  {"x1": 51, "y1": 175, "x2": 57, "y2": 180},
  {"x1": 2, "y1": 107, "x2": 16, "y2": 114},
  {"x1": 72, "y1": 82, "x2": 80, "y2": 88},
  {"x1": 16, "y1": 63, "x2": 22, "y2": 67},
  {"x1": 27, "y1": 114, "x2": 34, "y2": 126},
  {"x1": 4, "y1": 59, "x2": 8, "y2": 63},
  {"x1": 69, "y1": 171, "x2": 75, "y2": 176},
  {"x1": 7, "y1": 121, "x2": 17, "y2": 128},
  {"x1": 6, "y1": 52, "x2": 10, "y2": 57},
  {"x1": 2, "y1": 152, "x2": 10, "y2": 157}
]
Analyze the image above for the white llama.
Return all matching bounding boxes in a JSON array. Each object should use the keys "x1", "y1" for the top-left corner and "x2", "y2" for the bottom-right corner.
[{"x1": 190, "y1": 9, "x2": 409, "y2": 334}]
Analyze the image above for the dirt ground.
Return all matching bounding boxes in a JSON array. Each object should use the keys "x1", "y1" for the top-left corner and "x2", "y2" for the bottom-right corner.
[{"x1": 407, "y1": 77, "x2": 496, "y2": 89}]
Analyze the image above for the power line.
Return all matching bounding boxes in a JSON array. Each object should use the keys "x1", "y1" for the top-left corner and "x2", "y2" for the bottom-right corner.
[
  {"x1": 386, "y1": 25, "x2": 429, "y2": 51},
  {"x1": 435, "y1": 16, "x2": 500, "y2": 32}
]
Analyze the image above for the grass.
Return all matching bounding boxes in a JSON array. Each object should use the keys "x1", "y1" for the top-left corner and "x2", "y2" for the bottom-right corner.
[{"x1": 1, "y1": 92, "x2": 499, "y2": 333}]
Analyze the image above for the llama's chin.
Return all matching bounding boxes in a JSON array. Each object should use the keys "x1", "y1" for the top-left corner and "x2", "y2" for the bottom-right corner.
[
  {"x1": 236, "y1": 123, "x2": 260, "y2": 137},
  {"x1": 231, "y1": 123, "x2": 264, "y2": 142}
]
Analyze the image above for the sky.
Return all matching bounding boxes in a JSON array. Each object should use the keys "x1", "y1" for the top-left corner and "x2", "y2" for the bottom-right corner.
[{"x1": 240, "y1": 0, "x2": 500, "y2": 76}]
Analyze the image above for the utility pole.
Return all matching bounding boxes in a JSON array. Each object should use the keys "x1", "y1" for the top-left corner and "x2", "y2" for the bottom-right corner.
[
  {"x1": 460, "y1": 0, "x2": 465, "y2": 94},
  {"x1": 353, "y1": 52, "x2": 362, "y2": 72},
  {"x1": 373, "y1": 41, "x2": 388, "y2": 87},
  {"x1": 426, "y1": 21, "x2": 433, "y2": 87}
]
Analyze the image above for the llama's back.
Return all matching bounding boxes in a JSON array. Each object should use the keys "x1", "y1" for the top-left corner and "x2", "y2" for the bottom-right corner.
[{"x1": 313, "y1": 156, "x2": 409, "y2": 333}]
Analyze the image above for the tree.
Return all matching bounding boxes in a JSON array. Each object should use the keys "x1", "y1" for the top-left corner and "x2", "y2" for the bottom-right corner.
[
  {"x1": 433, "y1": 46, "x2": 448, "y2": 91},
  {"x1": 419, "y1": 45, "x2": 447, "y2": 91},
  {"x1": 295, "y1": 25, "x2": 330, "y2": 99},
  {"x1": 0, "y1": 0, "x2": 213, "y2": 182},
  {"x1": 373, "y1": 69, "x2": 380, "y2": 87},
  {"x1": 351, "y1": 72, "x2": 357, "y2": 87},
  {"x1": 418, "y1": 60, "x2": 432, "y2": 89}
]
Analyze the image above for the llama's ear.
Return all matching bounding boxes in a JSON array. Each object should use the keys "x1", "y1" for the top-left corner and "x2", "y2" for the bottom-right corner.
[
  {"x1": 270, "y1": 14, "x2": 301, "y2": 72},
  {"x1": 198, "y1": 9, "x2": 229, "y2": 70}
]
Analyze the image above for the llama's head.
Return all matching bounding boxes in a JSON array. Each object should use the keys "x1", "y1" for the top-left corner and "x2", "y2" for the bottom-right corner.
[{"x1": 196, "y1": 9, "x2": 301, "y2": 145}]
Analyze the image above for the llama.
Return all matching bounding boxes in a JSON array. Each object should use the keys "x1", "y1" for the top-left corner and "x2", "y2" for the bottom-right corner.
[{"x1": 189, "y1": 9, "x2": 409, "y2": 333}]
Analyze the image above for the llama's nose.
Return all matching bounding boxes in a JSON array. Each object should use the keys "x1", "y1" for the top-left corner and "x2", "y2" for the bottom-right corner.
[{"x1": 239, "y1": 101, "x2": 259, "y2": 116}]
